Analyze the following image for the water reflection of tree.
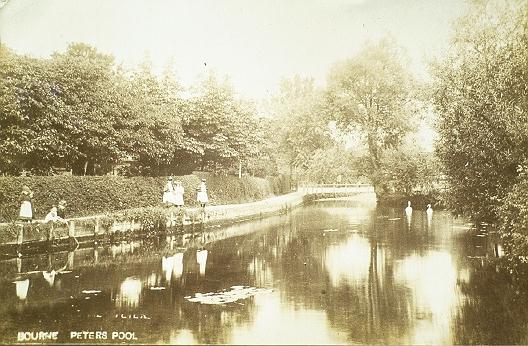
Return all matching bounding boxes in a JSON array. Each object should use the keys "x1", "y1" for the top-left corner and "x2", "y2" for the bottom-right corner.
[
  {"x1": 252, "y1": 206, "x2": 417, "y2": 344},
  {"x1": 453, "y1": 261, "x2": 528, "y2": 344}
]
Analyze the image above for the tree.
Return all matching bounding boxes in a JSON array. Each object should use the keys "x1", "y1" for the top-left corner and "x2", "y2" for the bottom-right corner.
[
  {"x1": 49, "y1": 43, "x2": 126, "y2": 174},
  {"x1": 182, "y1": 72, "x2": 260, "y2": 173},
  {"x1": 270, "y1": 75, "x2": 332, "y2": 180},
  {"x1": 118, "y1": 60, "x2": 186, "y2": 175},
  {"x1": 0, "y1": 46, "x2": 69, "y2": 174},
  {"x1": 325, "y1": 39, "x2": 416, "y2": 192},
  {"x1": 431, "y1": 0, "x2": 528, "y2": 221},
  {"x1": 302, "y1": 146, "x2": 362, "y2": 184}
]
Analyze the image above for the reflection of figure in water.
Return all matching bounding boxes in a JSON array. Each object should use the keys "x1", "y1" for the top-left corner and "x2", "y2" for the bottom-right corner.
[
  {"x1": 42, "y1": 253, "x2": 70, "y2": 287},
  {"x1": 197, "y1": 179, "x2": 208, "y2": 208},
  {"x1": 173, "y1": 181, "x2": 185, "y2": 207},
  {"x1": 14, "y1": 279, "x2": 30, "y2": 300},
  {"x1": 173, "y1": 253, "x2": 184, "y2": 279},
  {"x1": 197, "y1": 248, "x2": 208, "y2": 277},
  {"x1": 19, "y1": 186, "x2": 34, "y2": 222}
]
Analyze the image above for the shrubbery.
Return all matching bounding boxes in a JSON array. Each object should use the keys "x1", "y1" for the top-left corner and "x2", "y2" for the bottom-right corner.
[
  {"x1": 499, "y1": 176, "x2": 528, "y2": 260},
  {"x1": 0, "y1": 173, "x2": 290, "y2": 221}
]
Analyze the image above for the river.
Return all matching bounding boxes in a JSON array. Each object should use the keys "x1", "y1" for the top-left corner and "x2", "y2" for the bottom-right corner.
[{"x1": 0, "y1": 199, "x2": 526, "y2": 344}]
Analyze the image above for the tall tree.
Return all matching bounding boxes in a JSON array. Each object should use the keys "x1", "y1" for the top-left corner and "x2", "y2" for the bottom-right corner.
[
  {"x1": 119, "y1": 60, "x2": 186, "y2": 175},
  {"x1": 271, "y1": 75, "x2": 331, "y2": 179},
  {"x1": 0, "y1": 46, "x2": 68, "y2": 174},
  {"x1": 182, "y1": 72, "x2": 260, "y2": 172},
  {"x1": 325, "y1": 39, "x2": 416, "y2": 192},
  {"x1": 431, "y1": 0, "x2": 528, "y2": 221},
  {"x1": 49, "y1": 43, "x2": 125, "y2": 174}
]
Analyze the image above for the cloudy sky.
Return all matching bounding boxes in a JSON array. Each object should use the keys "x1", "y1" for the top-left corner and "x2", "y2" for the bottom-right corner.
[{"x1": 0, "y1": 0, "x2": 467, "y2": 100}]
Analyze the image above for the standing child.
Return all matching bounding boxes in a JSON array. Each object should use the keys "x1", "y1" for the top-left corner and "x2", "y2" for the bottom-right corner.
[
  {"x1": 173, "y1": 181, "x2": 185, "y2": 207},
  {"x1": 163, "y1": 176, "x2": 176, "y2": 206},
  {"x1": 197, "y1": 179, "x2": 208, "y2": 208},
  {"x1": 18, "y1": 186, "x2": 33, "y2": 222}
]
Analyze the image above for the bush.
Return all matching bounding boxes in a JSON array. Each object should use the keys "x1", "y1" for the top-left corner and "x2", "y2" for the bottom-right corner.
[
  {"x1": 0, "y1": 173, "x2": 291, "y2": 221},
  {"x1": 499, "y1": 175, "x2": 528, "y2": 259}
]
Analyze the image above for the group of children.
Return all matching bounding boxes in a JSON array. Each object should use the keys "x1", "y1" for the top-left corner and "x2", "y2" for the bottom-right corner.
[
  {"x1": 15, "y1": 177, "x2": 208, "y2": 224},
  {"x1": 163, "y1": 177, "x2": 209, "y2": 208},
  {"x1": 18, "y1": 185, "x2": 68, "y2": 224}
]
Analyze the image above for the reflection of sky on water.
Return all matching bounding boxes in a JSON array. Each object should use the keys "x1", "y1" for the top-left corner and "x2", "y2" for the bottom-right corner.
[
  {"x1": 324, "y1": 235, "x2": 371, "y2": 285},
  {"x1": 395, "y1": 251, "x2": 460, "y2": 344},
  {"x1": 116, "y1": 277, "x2": 142, "y2": 309},
  {"x1": 1, "y1": 203, "x2": 521, "y2": 345},
  {"x1": 231, "y1": 292, "x2": 348, "y2": 345},
  {"x1": 169, "y1": 329, "x2": 197, "y2": 345}
]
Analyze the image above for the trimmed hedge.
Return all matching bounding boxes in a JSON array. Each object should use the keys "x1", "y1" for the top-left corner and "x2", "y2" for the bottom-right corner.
[{"x1": 0, "y1": 173, "x2": 291, "y2": 221}]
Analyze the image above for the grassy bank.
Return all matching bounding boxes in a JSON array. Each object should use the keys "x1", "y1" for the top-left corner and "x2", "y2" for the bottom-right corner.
[{"x1": 0, "y1": 174, "x2": 291, "y2": 221}]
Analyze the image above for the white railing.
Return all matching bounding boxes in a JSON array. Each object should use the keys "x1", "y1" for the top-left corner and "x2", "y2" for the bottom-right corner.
[{"x1": 298, "y1": 183, "x2": 374, "y2": 194}]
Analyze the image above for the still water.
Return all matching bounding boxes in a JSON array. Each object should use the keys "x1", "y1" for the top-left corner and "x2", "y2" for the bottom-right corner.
[{"x1": 1, "y1": 199, "x2": 527, "y2": 344}]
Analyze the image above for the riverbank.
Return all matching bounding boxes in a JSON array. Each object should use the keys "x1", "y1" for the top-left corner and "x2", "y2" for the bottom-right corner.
[
  {"x1": 0, "y1": 174, "x2": 291, "y2": 222},
  {"x1": 0, "y1": 191, "x2": 306, "y2": 257}
]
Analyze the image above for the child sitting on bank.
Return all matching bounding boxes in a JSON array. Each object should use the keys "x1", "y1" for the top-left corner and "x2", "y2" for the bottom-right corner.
[{"x1": 44, "y1": 206, "x2": 67, "y2": 224}]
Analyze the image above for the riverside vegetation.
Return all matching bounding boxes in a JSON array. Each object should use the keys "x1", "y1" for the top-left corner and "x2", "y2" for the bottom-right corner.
[{"x1": 1, "y1": 0, "x2": 527, "y2": 266}]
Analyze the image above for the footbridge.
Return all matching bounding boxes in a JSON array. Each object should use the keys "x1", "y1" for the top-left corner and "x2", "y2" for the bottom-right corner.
[{"x1": 298, "y1": 183, "x2": 375, "y2": 196}]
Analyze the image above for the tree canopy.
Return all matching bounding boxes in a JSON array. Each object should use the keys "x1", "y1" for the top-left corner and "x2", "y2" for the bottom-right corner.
[
  {"x1": 0, "y1": 43, "x2": 267, "y2": 177},
  {"x1": 431, "y1": 0, "x2": 528, "y2": 221},
  {"x1": 325, "y1": 39, "x2": 417, "y2": 191}
]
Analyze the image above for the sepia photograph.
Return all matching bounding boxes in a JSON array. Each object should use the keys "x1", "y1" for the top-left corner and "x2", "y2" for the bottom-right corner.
[{"x1": 0, "y1": 0, "x2": 527, "y2": 344}]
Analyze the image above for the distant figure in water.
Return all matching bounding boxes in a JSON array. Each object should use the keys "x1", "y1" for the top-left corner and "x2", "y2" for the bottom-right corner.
[
  {"x1": 426, "y1": 204, "x2": 433, "y2": 216},
  {"x1": 405, "y1": 201, "x2": 413, "y2": 216}
]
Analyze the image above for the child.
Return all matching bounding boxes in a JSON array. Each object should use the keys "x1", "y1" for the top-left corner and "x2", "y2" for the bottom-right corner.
[
  {"x1": 18, "y1": 186, "x2": 33, "y2": 222},
  {"x1": 45, "y1": 205, "x2": 67, "y2": 224},
  {"x1": 173, "y1": 181, "x2": 185, "y2": 207},
  {"x1": 196, "y1": 179, "x2": 208, "y2": 208},
  {"x1": 163, "y1": 176, "x2": 176, "y2": 206},
  {"x1": 57, "y1": 200, "x2": 67, "y2": 220},
  {"x1": 44, "y1": 206, "x2": 59, "y2": 223}
]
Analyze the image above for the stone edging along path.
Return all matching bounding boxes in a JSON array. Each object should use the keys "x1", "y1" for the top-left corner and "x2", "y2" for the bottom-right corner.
[{"x1": 0, "y1": 191, "x2": 307, "y2": 254}]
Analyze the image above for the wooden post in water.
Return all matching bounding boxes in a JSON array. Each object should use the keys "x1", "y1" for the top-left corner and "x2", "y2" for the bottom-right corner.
[
  {"x1": 17, "y1": 224, "x2": 24, "y2": 256},
  {"x1": 68, "y1": 221, "x2": 79, "y2": 247},
  {"x1": 94, "y1": 218, "x2": 100, "y2": 235},
  {"x1": 48, "y1": 223, "x2": 54, "y2": 243},
  {"x1": 68, "y1": 221, "x2": 75, "y2": 238}
]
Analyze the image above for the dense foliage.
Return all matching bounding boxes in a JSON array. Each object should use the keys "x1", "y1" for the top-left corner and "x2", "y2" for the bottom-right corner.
[
  {"x1": 431, "y1": 0, "x2": 528, "y2": 222},
  {"x1": 0, "y1": 43, "x2": 265, "y2": 176},
  {"x1": 325, "y1": 39, "x2": 418, "y2": 192},
  {"x1": 0, "y1": 173, "x2": 289, "y2": 221}
]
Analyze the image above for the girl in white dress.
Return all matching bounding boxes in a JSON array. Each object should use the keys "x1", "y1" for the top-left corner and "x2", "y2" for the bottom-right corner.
[
  {"x1": 197, "y1": 179, "x2": 208, "y2": 208},
  {"x1": 19, "y1": 186, "x2": 33, "y2": 222},
  {"x1": 173, "y1": 181, "x2": 184, "y2": 207},
  {"x1": 162, "y1": 177, "x2": 176, "y2": 205}
]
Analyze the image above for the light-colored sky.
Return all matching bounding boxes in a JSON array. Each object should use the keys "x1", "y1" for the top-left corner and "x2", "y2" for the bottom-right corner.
[{"x1": 0, "y1": 0, "x2": 467, "y2": 100}]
